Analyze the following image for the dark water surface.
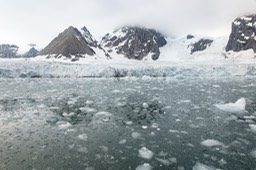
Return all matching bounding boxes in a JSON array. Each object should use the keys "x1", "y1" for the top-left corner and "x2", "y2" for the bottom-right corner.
[{"x1": 0, "y1": 77, "x2": 255, "y2": 170}]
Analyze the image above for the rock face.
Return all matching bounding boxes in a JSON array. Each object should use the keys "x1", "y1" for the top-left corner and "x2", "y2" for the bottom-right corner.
[
  {"x1": 101, "y1": 27, "x2": 167, "y2": 60},
  {"x1": 188, "y1": 38, "x2": 213, "y2": 54},
  {"x1": 0, "y1": 44, "x2": 19, "y2": 58},
  {"x1": 226, "y1": 15, "x2": 256, "y2": 53},
  {"x1": 40, "y1": 26, "x2": 96, "y2": 58},
  {"x1": 23, "y1": 47, "x2": 39, "y2": 58}
]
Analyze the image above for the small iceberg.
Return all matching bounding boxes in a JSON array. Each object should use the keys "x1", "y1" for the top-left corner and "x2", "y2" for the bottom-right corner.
[
  {"x1": 214, "y1": 98, "x2": 246, "y2": 114},
  {"x1": 200, "y1": 139, "x2": 224, "y2": 147},
  {"x1": 136, "y1": 163, "x2": 153, "y2": 170},
  {"x1": 139, "y1": 147, "x2": 154, "y2": 160},
  {"x1": 193, "y1": 162, "x2": 216, "y2": 170}
]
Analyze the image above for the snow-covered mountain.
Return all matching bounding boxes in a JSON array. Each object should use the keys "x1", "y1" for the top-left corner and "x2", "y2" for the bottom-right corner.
[
  {"x1": 101, "y1": 26, "x2": 167, "y2": 60},
  {"x1": 0, "y1": 44, "x2": 19, "y2": 58},
  {"x1": 23, "y1": 47, "x2": 39, "y2": 58},
  {"x1": 2, "y1": 13, "x2": 256, "y2": 61}
]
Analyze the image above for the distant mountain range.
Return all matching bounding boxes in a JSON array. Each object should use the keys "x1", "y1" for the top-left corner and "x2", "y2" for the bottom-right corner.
[{"x1": 1, "y1": 14, "x2": 255, "y2": 60}]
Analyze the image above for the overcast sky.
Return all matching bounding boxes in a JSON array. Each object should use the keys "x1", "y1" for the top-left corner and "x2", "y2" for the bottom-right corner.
[{"x1": 0, "y1": 0, "x2": 255, "y2": 50}]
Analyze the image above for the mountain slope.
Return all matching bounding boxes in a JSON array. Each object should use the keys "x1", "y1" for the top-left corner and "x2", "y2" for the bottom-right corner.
[
  {"x1": 226, "y1": 14, "x2": 256, "y2": 53},
  {"x1": 40, "y1": 26, "x2": 96, "y2": 59}
]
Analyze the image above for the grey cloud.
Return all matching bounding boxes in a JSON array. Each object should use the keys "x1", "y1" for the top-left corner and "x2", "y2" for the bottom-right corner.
[{"x1": 0, "y1": 0, "x2": 255, "y2": 48}]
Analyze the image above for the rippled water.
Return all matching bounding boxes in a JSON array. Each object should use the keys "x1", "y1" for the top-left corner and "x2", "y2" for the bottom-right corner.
[{"x1": 0, "y1": 77, "x2": 255, "y2": 170}]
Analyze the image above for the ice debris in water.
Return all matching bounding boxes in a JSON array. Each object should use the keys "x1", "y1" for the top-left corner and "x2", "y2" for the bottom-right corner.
[
  {"x1": 193, "y1": 162, "x2": 216, "y2": 170},
  {"x1": 136, "y1": 163, "x2": 153, "y2": 170},
  {"x1": 94, "y1": 111, "x2": 112, "y2": 122},
  {"x1": 200, "y1": 139, "x2": 224, "y2": 147},
  {"x1": 57, "y1": 121, "x2": 72, "y2": 130},
  {"x1": 155, "y1": 157, "x2": 170, "y2": 166},
  {"x1": 142, "y1": 102, "x2": 149, "y2": 109},
  {"x1": 139, "y1": 147, "x2": 154, "y2": 160},
  {"x1": 214, "y1": 98, "x2": 246, "y2": 114},
  {"x1": 119, "y1": 139, "x2": 127, "y2": 144},
  {"x1": 77, "y1": 134, "x2": 88, "y2": 141},
  {"x1": 249, "y1": 124, "x2": 256, "y2": 133},
  {"x1": 131, "y1": 132, "x2": 141, "y2": 139},
  {"x1": 250, "y1": 149, "x2": 256, "y2": 158}
]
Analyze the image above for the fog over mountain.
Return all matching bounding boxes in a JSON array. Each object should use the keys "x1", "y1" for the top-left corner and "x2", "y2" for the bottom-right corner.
[{"x1": 0, "y1": 0, "x2": 255, "y2": 49}]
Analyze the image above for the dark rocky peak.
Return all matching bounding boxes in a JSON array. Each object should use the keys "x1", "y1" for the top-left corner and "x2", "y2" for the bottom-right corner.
[
  {"x1": 23, "y1": 47, "x2": 39, "y2": 58},
  {"x1": 188, "y1": 38, "x2": 213, "y2": 54},
  {"x1": 0, "y1": 44, "x2": 19, "y2": 58},
  {"x1": 80, "y1": 26, "x2": 97, "y2": 47},
  {"x1": 40, "y1": 26, "x2": 96, "y2": 58},
  {"x1": 101, "y1": 26, "x2": 167, "y2": 60},
  {"x1": 187, "y1": 34, "x2": 195, "y2": 39},
  {"x1": 226, "y1": 14, "x2": 256, "y2": 53}
]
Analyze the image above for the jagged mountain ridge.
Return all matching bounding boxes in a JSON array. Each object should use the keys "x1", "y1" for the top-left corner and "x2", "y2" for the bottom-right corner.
[
  {"x1": 0, "y1": 44, "x2": 19, "y2": 58},
  {"x1": 39, "y1": 26, "x2": 97, "y2": 59},
  {"x1": 101, "y1": 26, "x2": 167, "y2": 60}
]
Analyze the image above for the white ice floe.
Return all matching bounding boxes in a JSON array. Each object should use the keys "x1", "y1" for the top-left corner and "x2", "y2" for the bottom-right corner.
[
  {"x1": 135, "y1": 163, "x2": 153, "y2": 170},
  {"x1": 249, "y1": 124, "x2": 256, "y2": 133},
  {"x1": 155, "y1": 157, "x2": 170, "y2": 166},
  {"x1": 200, "y1": 139, "x2": 224, "y2": 147},
  {"x1": 77, "y1": 134, "x2": 88, "y2": 141},
  {"x1": 139, "y1": 147, "x2": 154, "y2": 160},
  {"x1": 214, "y1": 98, "x2": 246, "y2": 114},
  {"x1": 119, "y1": 139, "x2": 127, "y2": 144},
  {"x1": 250, "y1": 149, "x2": 256, "y2": 158},
  {"x1": 57, "y1": 121, "x2": 72, "y2": 130},
  {"x1": 142, "y1": 102, "x2": 149, "y2": 109},
  {"x1": 193, "y1": 162, "x2": 216, "y2": 170},
  {"x1": 94, "y1": 111, "x2": 112, "y2": 122},
  {"x1": 131, "y1": 132, "x2": 141, "y2": 139}
]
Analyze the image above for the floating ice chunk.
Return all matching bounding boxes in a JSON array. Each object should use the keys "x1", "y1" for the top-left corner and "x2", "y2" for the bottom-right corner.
[
  {"x1": 119, "y1": 139, "x2": 127, "y2": 144},
  {"x1": 155, "y1": 157, "x2": 170, "y2": 166},
  {"x1": 136, "y1": 163, "x2": 153, "y2": 170},
  {"x1": 143, "y1": 102, "x2": 149, "y2": 109},
  {"x1": 124, "y1": 121, "x2": 132, "y2": 125},
  {"x1": 200, "y1": 139, "x2": 224, "y2": 147},
  {"x1": 249, "y1": 124, "x2": 256, "y2": 133},
  {"x1": 139, "y1": 147, "x2": 154, "y2": 160},
  {"x1": 77, "y1": 134, "x2": 88, "y2": 141},
  {"x1": 214, "y1": 98, "x2": 246, "y2": 113},
  {"x1": 63, "y1": 112, "x2": 75, "y2": 117},
  {"x1": 142, "y1": 125, "x2": 148, "y2": 129},
  {"x1": 218, "y1": 158, "x2": 227, "y2": 166},
  {"x1": 86, "y1": 100, "x2": 94, "y2": 105},
  {"x1": 193, "y1": 162, "x2": 216, "y2": 170},
  {"x1": 57, "y1": 121, "x2": 72, "y2": 130},
  {"x1": 131, "y1": 132, "x2": 141, "y2": 139},
  {"x1": 112, "y1": 90, "x2": 122, "y2": 93},
  {"x1": 250, "y1": 149, "x2": 256, "y2": 158},
  {"x1": 94, "y1": 111, "x2": 112, "y2": 122},
  {"x1": 79, "y1": 107, "x2": 97, "y2": 113},
  {"x1": 169, "y1": 157, "x2": 177, "y2": 164},
  {"x1": 77, "y1": 147, "x2": 88, "y2": 153},
  {"x1": 99, "y1": 145, "x2": 109, "y2": 153}
]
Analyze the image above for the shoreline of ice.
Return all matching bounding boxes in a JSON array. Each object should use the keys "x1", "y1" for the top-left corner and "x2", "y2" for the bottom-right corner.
[{"x1": 0, "y1": 58, "x2": 256, "y2": 78}]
